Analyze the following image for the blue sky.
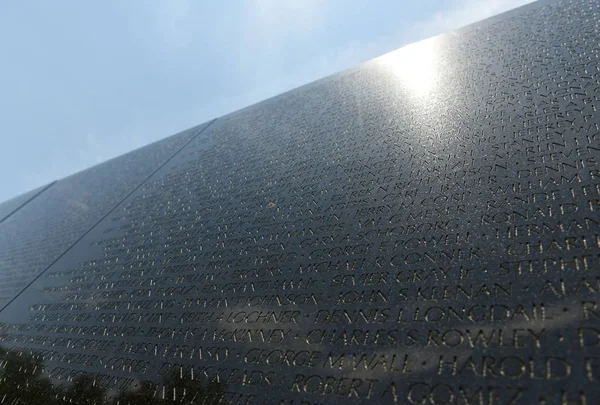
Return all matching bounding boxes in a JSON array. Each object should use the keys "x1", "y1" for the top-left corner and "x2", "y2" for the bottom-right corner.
[{"x1": 0, "y1": 0, "x2": 533, "y2": 203}]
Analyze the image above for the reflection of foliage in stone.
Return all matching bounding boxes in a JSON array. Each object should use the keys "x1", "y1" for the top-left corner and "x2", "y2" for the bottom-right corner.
[
  {"x1": 0, "y1": 347, "x2": 57, "y2": 404},
  {"x1": 116, "y1": 367, "x2": 225, "y2": 405},
  {"x1": 0, "y1": 347, "x2": 225, "y2": 404}
]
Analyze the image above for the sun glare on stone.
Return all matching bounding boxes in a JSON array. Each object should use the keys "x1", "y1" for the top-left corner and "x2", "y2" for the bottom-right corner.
[{"x1": 376, "y1": 39, "x2": 439, "y2": 99}]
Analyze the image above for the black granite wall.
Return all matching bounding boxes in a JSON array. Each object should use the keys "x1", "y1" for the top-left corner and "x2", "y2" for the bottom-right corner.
[{"x1": 0, "y1": 0, "x2": 599, "y2": 403}]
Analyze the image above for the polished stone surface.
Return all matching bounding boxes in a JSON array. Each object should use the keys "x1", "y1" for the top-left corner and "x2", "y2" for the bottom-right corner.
[
  {"x1": 0, "y1": 182, "x2": 53, "y2": 223},
  {"x1": 0, "y1": 0, "x2": 599, "y2": 403},
  {"x1": 0, "y1": 122, "x2": 211, "y2": 308}
]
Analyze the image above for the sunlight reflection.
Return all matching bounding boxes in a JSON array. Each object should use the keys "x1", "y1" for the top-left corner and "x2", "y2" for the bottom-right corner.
[{"x1": 376, "y1": 39, "x2": 440, "y2": 99}]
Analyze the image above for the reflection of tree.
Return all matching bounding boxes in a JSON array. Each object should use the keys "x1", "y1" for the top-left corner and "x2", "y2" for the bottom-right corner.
[
  {"x1": 0, "y1": 347, "x2": 57, "y2": 404},
  {"x1": 117, "y1": 368, "x2": 225, "y2": 405},
  {"x1": 0, "y1": 347, "x2": 225, "y2": 404},
  {"x1": 62, "y1": 374, "x2": 107, "y2": 405}
]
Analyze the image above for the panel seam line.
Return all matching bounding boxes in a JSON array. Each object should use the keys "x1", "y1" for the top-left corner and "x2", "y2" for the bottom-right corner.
[{"x1": 0, "y1": 119, "x2": 218, "y2": 313}]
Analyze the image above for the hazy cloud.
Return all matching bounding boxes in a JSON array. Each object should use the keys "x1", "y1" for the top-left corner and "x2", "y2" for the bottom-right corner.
[{"x1": 418, "y1": 0, "x2": 536, "y2": 35}]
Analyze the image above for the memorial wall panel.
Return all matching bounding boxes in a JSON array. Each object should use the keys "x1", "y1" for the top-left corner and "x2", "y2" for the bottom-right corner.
[
  {"x1": 0, "y1": 122, "x2": 211, "y2": 308},
  {"x1": 0, "y1": 0, "x2": 599, "y2": 403},
  {"x1": 0, "y1": 182, "x2": 53, "y2": 223}
]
